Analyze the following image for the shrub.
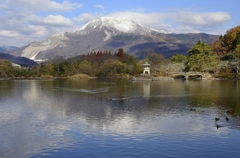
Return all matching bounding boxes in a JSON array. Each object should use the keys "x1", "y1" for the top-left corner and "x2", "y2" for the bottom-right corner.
[
  {"x1": 68, "y1": 74, "x2": 89, "y2": 79},
  {"x1": 41, "y1": 75, "x2": 53, "y2": 79}
]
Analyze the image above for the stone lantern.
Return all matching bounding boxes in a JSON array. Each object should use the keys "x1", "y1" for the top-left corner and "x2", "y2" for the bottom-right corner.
[{"x1": 142, "y1": 62, "x2": 150, "y2": 75}]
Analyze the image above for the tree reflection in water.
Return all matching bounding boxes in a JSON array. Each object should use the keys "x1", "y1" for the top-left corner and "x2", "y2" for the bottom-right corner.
[{"x1": 0, "y1": 79, "x2": 240, "y2": 158}]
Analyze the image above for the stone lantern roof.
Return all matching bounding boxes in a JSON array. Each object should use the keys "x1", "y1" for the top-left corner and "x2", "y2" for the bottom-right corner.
[{"x1": 142, "y1": 62, "x2": 150, "y2": 66}]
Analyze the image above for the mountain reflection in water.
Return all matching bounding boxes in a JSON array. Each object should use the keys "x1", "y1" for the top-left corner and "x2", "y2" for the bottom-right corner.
[{"x1": 0, "y1": 79, "x2": 240, "y2": 158}]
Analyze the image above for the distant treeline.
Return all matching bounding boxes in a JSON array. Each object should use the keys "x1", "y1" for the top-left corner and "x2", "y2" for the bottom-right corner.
[
  {"x1": 185, "y1": 25, "x2": 240, "y2": 75},
  {"x1": 0, "y1": 48, "x2": 171, "y2": 78},
  {"x1": 0, "y1": 26, "x2": 240, "y2": 79}
]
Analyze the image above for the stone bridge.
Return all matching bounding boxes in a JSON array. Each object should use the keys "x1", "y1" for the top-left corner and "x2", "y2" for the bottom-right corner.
[{"x1": 169, "y1": 72, "x2": 204, "y2": 80}]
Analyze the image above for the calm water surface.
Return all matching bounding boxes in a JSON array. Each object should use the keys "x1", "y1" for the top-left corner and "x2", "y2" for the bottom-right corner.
[{"x1": 0, "y1": 79, "x2": 240, "y2": 158}]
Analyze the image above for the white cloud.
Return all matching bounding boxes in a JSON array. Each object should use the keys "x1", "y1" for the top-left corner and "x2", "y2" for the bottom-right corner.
[
  {"x1": 0, "y1": 0, "x2": 81, "y2": 46},
  {"x1": 170, "y1": 12, "x2": 231, "y2": 27},
  {"x1": 72, "y1": 11, "x2": 231, "y2": 35},
  {"x1": 95, "y1": 4, "x2": 104, "y2": 10},
  {"x1": 0, "y1": 30, "x2": 21, "y2": 37},
  {"x1": 0, "y1": 13, "x2": 76, "y2": 46},
  {"x1": 73, "y1": 13, "x2": 104, "y2": 24},
  {"x1": 0, "y1": 3, "x2": 7, "y2": 10},
  {"x1": 109, "y1": 12, "x2": 164, "y2": 27},
  {"x1": 0, "y1": 0, "x2": 232, "y2": 47},
  {"x1": 4, "y1": 0, "x2": 82, "y2": 12},
  {"x1": 32, "y1": 15, "x2": 73, "y2": 27},
  {"x1": 107, "y1": 11, "x2": 231, "y2": 33}
]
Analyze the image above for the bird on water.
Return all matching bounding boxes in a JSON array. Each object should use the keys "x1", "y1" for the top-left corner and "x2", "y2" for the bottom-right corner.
[
  {"x1": 226, "y1": 117, "x2": 229, "y2": 121},
  {"x1": 190, "y1": 108, "x2": 196, "y2": 111}
]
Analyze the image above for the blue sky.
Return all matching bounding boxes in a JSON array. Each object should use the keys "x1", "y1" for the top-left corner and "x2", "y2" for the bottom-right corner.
[{"x1": 0, "y1": 0, "x2": 239, "y2": 47}]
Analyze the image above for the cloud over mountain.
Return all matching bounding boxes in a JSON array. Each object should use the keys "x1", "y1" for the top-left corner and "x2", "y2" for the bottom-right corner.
[
  {"x1": 31, "y1": 15, "x2": 73, "y2": 27},
  {"x1": 8, "y1": 17, "x2": 219, "y2": 61},
  {"x1": 0, "y1": 0, "x2": 235, "y2": 47},
  {"x1": 3, "y1": 0, "x2": 82, "y2": 12}
]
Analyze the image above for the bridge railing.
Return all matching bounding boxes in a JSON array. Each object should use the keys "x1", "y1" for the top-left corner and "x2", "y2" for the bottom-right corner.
[
  {"x1": 186, "y1": 72, "x2": 203, "y2": 75},
  {"x1": 169, "y1": 72, "x2": 186, "y2": 75},
  {"x1": 169, "y1": 72, "x2": 204, "y2": 76},
  {"x1": 169, "y1": 71, "x2": 203, "y2": 74}
]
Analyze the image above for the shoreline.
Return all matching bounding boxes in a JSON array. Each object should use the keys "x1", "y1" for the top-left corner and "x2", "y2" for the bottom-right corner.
[{"x1": 1, "y1": 74, "x2": 240, "y2": 81}]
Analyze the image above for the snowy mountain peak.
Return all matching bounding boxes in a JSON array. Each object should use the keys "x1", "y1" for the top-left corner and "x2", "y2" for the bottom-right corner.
[
  {"x1": 0, "y1": 45, "x2": 18, "y2": 53},
  {"x1": 76, "y1": 16, "x2": 169, "y2": 35}
]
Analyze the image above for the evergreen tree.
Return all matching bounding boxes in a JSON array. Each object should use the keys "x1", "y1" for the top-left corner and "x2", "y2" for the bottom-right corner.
[
  {"x1": 116, "y1": 48, "x2": 124, "y2": 59},
  {"x1": 185, "y1": 41, "x2": 219, "y2": 72}
]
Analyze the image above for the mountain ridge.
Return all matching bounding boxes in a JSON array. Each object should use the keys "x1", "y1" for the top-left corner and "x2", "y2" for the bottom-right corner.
[
  {"x1": 0, "y1": 52, "x2": 38, "y2": 67},
  {"x1": 76, "y1": 17, "x2": 169, "y2": 35},
  {"x1": 8, "y1": 16, "x2": 219, "y2": 60},
  {"x1": 0, "y1": 45, "x2": 18, "y2": 53}
]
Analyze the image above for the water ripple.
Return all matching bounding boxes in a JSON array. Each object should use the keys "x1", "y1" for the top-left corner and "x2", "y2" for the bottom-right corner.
[{"x1": 1, "y1": 79, "x2": 240, "y2": 158}]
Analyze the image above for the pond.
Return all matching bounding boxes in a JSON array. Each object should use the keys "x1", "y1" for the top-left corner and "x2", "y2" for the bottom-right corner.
[{"x1": 0, "y1": 79, "x2": 240, "y2": 158}]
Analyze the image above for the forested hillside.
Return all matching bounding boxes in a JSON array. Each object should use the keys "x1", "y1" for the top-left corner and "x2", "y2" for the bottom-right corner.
[{"x1": 1, "y1": 26, "x2": 240, "y2": 79}]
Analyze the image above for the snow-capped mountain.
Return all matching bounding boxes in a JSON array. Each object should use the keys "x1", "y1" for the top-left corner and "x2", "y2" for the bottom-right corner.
[
  {"x1": 0, "y1": 45, "x2": 18, "y2": 53},
  {"x1": 76, "y1": 17, "x2": 169, "y2": 40},
  {"x1": 8, "y1": 17, "x2": 218, "y2": 61}
]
